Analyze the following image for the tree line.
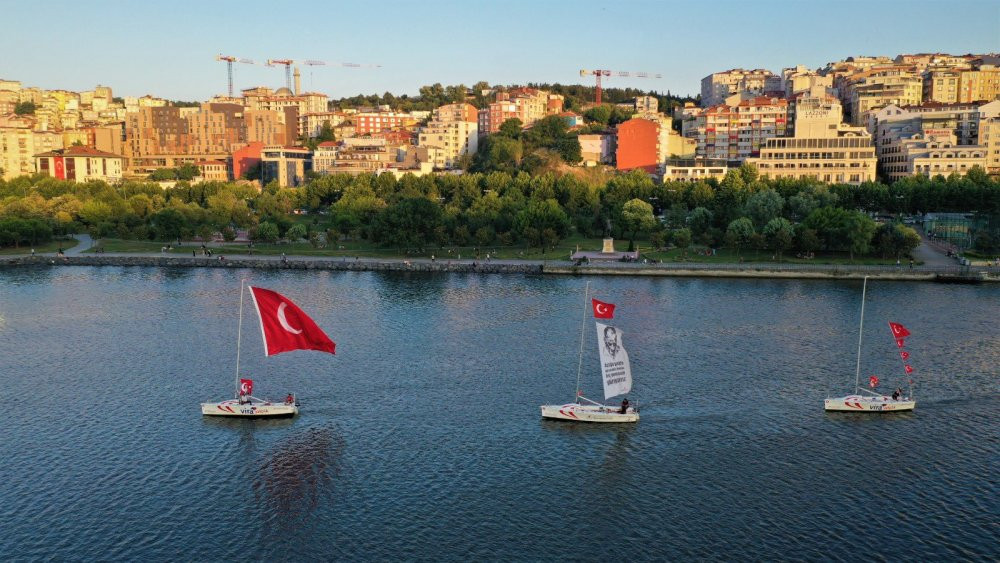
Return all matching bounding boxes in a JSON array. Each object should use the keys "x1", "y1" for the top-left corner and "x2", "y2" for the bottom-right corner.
[{"x1": 0, "y1": 165, "x2": 997, "y2": 256}]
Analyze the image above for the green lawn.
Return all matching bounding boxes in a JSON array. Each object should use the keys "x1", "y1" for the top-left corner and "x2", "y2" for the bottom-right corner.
[
  {"x1": 82, "y1": 236, "x2": 920, "y2": 266},
  {"x1": 0, "y1": 238, "x2": 76, "y2": 255}
]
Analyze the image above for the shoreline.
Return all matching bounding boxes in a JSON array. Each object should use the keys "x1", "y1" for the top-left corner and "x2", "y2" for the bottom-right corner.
[{"x1": 2, "y1": 255, "x2": 997, "y2": 283}]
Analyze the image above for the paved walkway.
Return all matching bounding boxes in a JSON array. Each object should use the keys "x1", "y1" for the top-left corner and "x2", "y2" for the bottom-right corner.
[
  {"x1": 64, "y1": 234, "x2": 94, "y2": 255},
  {"x1": 912, "y1": 231, "x2": 959, "y2": 268}
]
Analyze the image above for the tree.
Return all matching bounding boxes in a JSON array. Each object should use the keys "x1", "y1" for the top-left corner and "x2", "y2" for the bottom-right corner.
[
  {"x1": 286, "y1": 223, "x2": 307, "y2": 241},
  {"x1": 688, "y1": 206, "x2": 714, "y2": 235},
  {"x1": 371, "y1": 197, "x2": 443, "y2": 249},
  {"x1": 254, "y1": 221, "x2": 279, "y2": 243},
  {"x1": 744, "y1": 189, "x2": 784, "y2": 228},
  {"x1": 14, "y1": 101, "x2": 36, "y2": 115},
  {"x1": 762, "y1": 217, "x2": 794, "y2": 261},
  {"x1": 620, "y1": 198, "x2": 656, "y2": 250},
  {"x1": 672, "y1": 228, "x2": 692, "y2": 251},
  {"x1": 725, "y1": 217, "x2": 755, "y2": 257},
  {"x1": 498, "y1": 118, "x2": 523, "y2": 139}
]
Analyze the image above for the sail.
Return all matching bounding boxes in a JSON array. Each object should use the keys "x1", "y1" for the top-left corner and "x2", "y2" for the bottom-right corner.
[{"x1": 596, "y1": 321, "x2": 632, "y2": 399}]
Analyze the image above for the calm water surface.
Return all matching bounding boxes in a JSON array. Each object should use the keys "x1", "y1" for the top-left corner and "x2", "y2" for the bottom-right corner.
[{"x1": 0, "y1": 267, "x2": 997, "y2": 560}]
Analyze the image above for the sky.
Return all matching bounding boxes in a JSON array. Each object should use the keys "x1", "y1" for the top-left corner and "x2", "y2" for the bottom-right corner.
[{"x1": 1, "y1": 0, "x2": 998, "y2": 101}]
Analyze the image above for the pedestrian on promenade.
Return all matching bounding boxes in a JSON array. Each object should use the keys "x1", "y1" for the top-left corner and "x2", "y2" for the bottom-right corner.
[{"x1": 909, "y1": 259, "x2": 914, "y2": 269}]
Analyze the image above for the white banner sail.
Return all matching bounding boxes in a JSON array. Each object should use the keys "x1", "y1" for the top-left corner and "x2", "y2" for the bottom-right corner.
[{"x1": 596, "y1": 322, "x2": 632, "y2": 399}]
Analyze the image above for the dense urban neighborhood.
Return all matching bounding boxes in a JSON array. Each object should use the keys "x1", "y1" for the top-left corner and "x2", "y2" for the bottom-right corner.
[{"x1": 1, "y1": 51, "x2": 999, "y2": 258}]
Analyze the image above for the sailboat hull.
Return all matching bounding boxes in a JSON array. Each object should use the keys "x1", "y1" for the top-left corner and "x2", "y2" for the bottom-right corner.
[
  {"x1": 824, "y1": 395, "x2": 915, "y2": 412},
  {"x1": 540, "y1": 403, "x2": 639, "y2": 423},
  {"x1": 201, "y1": 399, "x2": 298, "y2": 418}
]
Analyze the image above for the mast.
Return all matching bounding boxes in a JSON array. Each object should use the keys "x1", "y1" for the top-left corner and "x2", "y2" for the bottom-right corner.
[
  {"x1": 574, "y1": 281, "x2": 590, "y2": 401},
  {"x1": 854, "y1": 276, "x2": 868, "y2": 394},
  {"x1": 234, "y1": 279, "x2": 246, "y2": 398}
]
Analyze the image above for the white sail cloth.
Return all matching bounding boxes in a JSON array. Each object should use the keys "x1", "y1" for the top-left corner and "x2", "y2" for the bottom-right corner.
[{"x1": 595, "y1": 322, "x2": 632, "y2": 399}]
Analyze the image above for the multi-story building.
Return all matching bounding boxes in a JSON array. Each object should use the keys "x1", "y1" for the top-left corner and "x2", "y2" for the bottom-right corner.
[
  {"x1": 782, "y1": 65, "x2": 835, "y2": 98},
  {"x1": 634, "y1": 96, "x2": 659, "y2": 114},
  {"x1": 870, "y1": 100, "x2": 1000, "y2": 176},
  {"x1": 922, "y1": 67, "x2": 964, "y2": 104},
  {"x1": 314, "y1": 136, "x2": 399, "y2": 175},
  {"x1": 700, "y1": 69, "x2": 781, "y2": 107},
  {"x1": 616, "y1": 116, "x2": 696, "y2": 172},
  {"x1": 195, "y1": 160, "x2": 230, "y2": 182},
  {"x1": 841, "y1": 66, "x2": 923, "y2": 125},
  {"x1": 747, "y1": 107, "x2": 877, "y2": 185},
  {"x1": 354, "y1": 111, "x2": 419, "y2": 135},
  {"x1": 1, "y1": 122, "x2": 63, "y2": 180},
  {"x1": 579, "y1": 133, "x2": 614, "y2": 166},
  {"x1": 478, "y1": 100, "x2": 520, "y2": 134},
  {"x1": 34, "y1": 145, "x2": 124, "y2": 183},
  {"x1": 478, "y1": 88, "x2": 559, "y2": 134},
  {"x1": 958, "y1": 64, "x2": 1000, "y2": 103},
  {"x1": 299, "y1": 111, "x2": 347, "y2": 138},
  {"x1": 660, "y1": 158, "x2": 730, "y2": 183},
  {"x1": 261, "y1": 145, "x2": 311, "y2": 187},
  {"x1": 417, "y1": 103, "x2": 478, "y2": 170},
  {"x1": 232, "y1": 141, "x2": 264, "y2": 180},
  {"x1": 878, "y1": 130, "x2": 987, "y2": 181},
  {"x1": 682, "y1": 96, "x2": 789, "y2": 162}
]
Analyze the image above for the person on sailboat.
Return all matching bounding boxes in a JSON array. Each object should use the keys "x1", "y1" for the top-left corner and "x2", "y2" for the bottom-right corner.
[
  {"x1": 285, "y1": 393, "x2": 294, "y2": 405},
  {"x1": 620, "y1": 397, "x2": 630, "y2": 414},
  {"x1": 892, "y1": 388, "x2": 902, "y2": 401}
]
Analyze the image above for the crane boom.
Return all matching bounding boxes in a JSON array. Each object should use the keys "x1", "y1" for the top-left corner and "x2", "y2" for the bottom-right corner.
[
  {"x1": 579, "y1": 68, "x2": 662, "y2": 104},
  {"x1": 216, "y1": 54, "x2": 255, "y2": 97}
]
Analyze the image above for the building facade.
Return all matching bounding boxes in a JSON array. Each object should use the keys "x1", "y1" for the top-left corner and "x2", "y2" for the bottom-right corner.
[
  {"x1": 34, "y1": 146, "x2": 124, "y2": 183},
  {"x1": 700, "y1": 69, "x2": 781, "y2": 107},
  {"x1": 261, "y1": 145, "x2": 311, "y2": 187}
]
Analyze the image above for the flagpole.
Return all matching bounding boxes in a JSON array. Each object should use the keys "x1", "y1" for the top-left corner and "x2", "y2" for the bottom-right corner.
[
  {"x1": 235, "y1": 278, "x2": 246, "y2": 398},
  {"x1": 889, "y1": 322, "x2": 915, "y2": 400},
  {"x1": 575, "y1": 281, "x2": 590, "y2": 401},
  {"x1": 854, "y1": 276, "x2": 867, "y2": 395}
]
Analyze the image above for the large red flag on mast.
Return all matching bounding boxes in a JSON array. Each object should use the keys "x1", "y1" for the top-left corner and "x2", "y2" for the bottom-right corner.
[
  {"x1": 888, "y1": 322, "x2": 911, "y2": 339},
  {"x1": 248, "y1": 286, "x2": 336, "y2": 356}
]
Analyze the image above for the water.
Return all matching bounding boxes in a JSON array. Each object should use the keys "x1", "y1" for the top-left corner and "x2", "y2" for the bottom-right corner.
[{"x1": 0, "y1": 267, "x2": 996, "y2": 560}]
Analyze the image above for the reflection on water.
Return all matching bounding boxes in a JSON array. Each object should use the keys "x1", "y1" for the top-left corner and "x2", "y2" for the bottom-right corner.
[
  {"x1": 254, "y1": 426, "x2": 344, "y2": 528},
  {"x1": 0, "y1": 267, "x2": 996, "y2": 560}
]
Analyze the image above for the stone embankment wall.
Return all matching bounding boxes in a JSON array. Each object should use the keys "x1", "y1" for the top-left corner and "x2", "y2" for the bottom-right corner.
[
  {"x1": 1, "y1": 255, "x2": 996, "y2": 283},
  {"x1": 0, "y1": 255, "x2": 544, "y2": 274}
]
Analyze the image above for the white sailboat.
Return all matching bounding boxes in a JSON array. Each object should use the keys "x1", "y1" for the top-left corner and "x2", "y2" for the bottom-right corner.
[
  {"x1": 541, "y1": 283, "x2": 639, "y2": 423},
  {"x1": 825, "y1": 277, "x2": 916, "y2": 413},
  {"x1": 201, "y1": 281, "x2": 336, "y2": 418}
]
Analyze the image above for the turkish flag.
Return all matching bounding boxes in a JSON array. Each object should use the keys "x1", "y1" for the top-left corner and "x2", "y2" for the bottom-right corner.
[
  {"x1": 904, "y1": 365, "x2": 914, "y2": 374},
  {"x1": 900, "y1": 350, "x2": 910, "y2": 361},
  {"x1": 896, "y1": 338, "x2": 906, "y2": 348},
  {"x1": 248, "y1": 286, "x2": 336, "y2": 356},
  {"x1": 239, "y1": 378, "x2": 253, "y2": 395},
  {"x1": 869, "y1": 375, "x2": 879, "y2": 388},
  {"x1": 888, "y1": 322, "x2": 911, "y2": 339},
  {"x1": 592, "y1": 298, "x2": 615, "y2": 319}
]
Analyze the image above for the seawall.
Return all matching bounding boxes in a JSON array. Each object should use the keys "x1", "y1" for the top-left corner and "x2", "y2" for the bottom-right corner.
[{"x1": 1, "y1": 255, "x2": 996, "y2": 283}]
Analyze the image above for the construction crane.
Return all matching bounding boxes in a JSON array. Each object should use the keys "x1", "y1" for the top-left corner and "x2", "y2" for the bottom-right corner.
[
  {"x1": 579, "y1": 69, "x2": 662, "y2": 105},
  {"x1": 268, "y1": 58, "x2": 382, "y2": 91},
  {"x1": 266, "y1": 59, "x2": 296, "y2": 91},
  {"x1": 215, "y1": 54, "x2": 255, "y2": 97}
]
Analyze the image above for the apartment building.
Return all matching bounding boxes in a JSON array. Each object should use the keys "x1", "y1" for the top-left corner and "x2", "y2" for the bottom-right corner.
[
  {"x1": 578, "y1": 133, "x2": 614, "y2": 166},
  {"x1": 1, "y1": 123, "x2": 63, "y2": 180},
  {"x1": 418, "y1": 103, "x2": 478, "y2": 170},
  {"x1": 195, "y1": 160, "x2": 229, "y2": 182},
  {"x1": 841, "y1": 66, "x2": 924, "y2": 125},
  {"x1": 878, "y1": 130, "x2": 987, "y2": 181},
  {"x1": 313, "y1": 137, "x2": 398, "y2": 175},
  {"x1": 354, "y1": 111, "x2": 419, "y2": 135},
  {"x1": 870, "y1": 100, "x2": 1000, "y2": 176},
  {"x1": 478, "y1": 100, "x2": 519, "y2": 134},
  {"x1": 700, "y1": 69, "x2": 781, "y2": 107},
  {"x1": 782, "y1": 65, "x2": 835, "y2": 98},
  {"x1": 748, "y1": 103, "x2": 877, "y2": 185},
  {"x1": 478, "y1": 89, "x2": 557, "y2": 134},
  {"x1": 682, "y1": 96, "x2": 789, "y2": 162},
  {"x1": 299, "y1": 112, "x2": 347, "y2": 139},
  {"x1": 660, "y1": 158, "x2": 730, "y2": 183},
  {"x1": 34, "y1": 146, "x2": 124, "y2": 183}
]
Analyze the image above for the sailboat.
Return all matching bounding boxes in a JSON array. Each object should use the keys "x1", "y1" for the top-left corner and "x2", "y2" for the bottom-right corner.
[
  {"x1": 201, "y1": 281, "x2": 336, "y2": 418},
  {"x1": 824, "y1": 277, "x2": 916, "y2": 412},
  {"x1": 541, "y1": 283, "x2": 639, "y2": 423}
]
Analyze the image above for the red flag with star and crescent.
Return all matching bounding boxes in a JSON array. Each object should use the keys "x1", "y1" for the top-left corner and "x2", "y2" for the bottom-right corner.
[
  {"x1": 239, "y1": 378, "x2": 253, "y2": 395},
  {"x1": 592, "y1": 298, "x2": 615, "y2": 319},
  {"x1": 248, "y1": 286, "x2": 336, "y2": 357},
  {"x1": 888, "y1": 322, "x2": 910, "y2": 340}
]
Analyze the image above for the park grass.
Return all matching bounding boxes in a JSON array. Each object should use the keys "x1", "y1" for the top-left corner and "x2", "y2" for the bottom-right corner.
[
  {"x1": 0, "y1": 238, "x2": 76, "y2": 255},
  {"x1": 83, "y1": 236, "x2": 920, "y2": 266}
]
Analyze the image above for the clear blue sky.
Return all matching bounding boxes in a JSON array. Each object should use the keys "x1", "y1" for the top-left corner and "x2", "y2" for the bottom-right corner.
[{"x1": 2, "y1": 0, "x2": 997, "y2": 101}]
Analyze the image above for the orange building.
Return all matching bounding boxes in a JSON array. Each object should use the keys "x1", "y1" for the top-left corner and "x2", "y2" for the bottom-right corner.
[
  {"x1": 232, "y1": 141, "x2": 264, "y2": 180},
  {"x1": 615, "y1": 118, "x2": 659, "y2": 172}
]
